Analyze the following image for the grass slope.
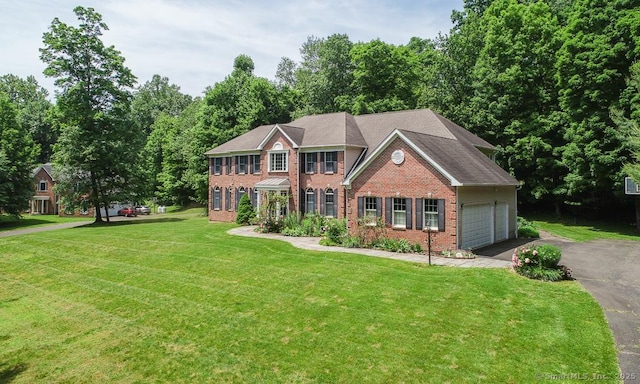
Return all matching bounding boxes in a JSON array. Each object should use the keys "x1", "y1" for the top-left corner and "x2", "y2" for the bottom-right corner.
[
  {"x1": 0, "y1": 215, "x2": 92, "y2": 233},
  {"x1": 0, "y1": 214, "x2": 619, "y2": 383},
  {"x1": 529, "y1": 214, "x2": 640, "y2": 242}
]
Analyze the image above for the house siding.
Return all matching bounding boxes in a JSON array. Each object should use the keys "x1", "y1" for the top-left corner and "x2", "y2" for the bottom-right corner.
[
  {"x1": 457, "y1": 185, "x2": 518, "y2": 242},
  {"x1": 347, "y1": 138, "x2": 457, "y2": 252}
]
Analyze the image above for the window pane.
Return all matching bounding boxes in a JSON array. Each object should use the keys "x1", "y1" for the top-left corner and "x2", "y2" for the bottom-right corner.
[
  {"x1": 325, "y1": 190, "x2": 334, "y2": 217},
  {"x1": 393, "y1": 198, "x2": 406, "y2": 228},
  {"x1": 424, "y1": 199, "x2": 438, "y2": 229}
]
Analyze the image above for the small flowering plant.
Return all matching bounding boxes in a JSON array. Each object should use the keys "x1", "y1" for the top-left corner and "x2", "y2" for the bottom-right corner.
[{"x1": 512, "y1": 244, "x2": 571, "y2": 281}]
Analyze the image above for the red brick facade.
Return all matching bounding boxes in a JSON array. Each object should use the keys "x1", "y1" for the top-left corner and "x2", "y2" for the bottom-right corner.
[
  {"x1": 346, "y1": 138, "x2": 458, "y2": 251},
  {"x1": 208, "y1": 132, "x2": 346, "y2": 222},
  {"x1": 31, "y1": 168, "x2": 57, "y2": 215}
]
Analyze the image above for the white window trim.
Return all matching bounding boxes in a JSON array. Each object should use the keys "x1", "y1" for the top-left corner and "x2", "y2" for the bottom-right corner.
[
  {"x1": 392, "y1": 197, "x2": 406, "y2": 229},
  {"x1": 268, "y1": 150, "x2": 288, "y2": 173},
  {"x1": 424, "y1": 198, "x2": 439, "y2": 231}
]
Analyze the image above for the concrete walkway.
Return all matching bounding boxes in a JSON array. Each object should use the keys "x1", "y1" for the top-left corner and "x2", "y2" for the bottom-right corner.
[{"x1": 227, "y1": 226, "x2": 512, "y2": 268}]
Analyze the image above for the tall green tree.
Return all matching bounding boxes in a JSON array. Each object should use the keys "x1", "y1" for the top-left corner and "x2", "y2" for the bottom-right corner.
[
  {"x1": 131, "y1": 74, "x2": 193, "y2": 136},
  {"x1": 342, "y1": 39, "x2": 421, "y2": 114},
  {"x1": 40, "y1": 6, "x2": 142, "y2": 222},
  {"x1": 0, "y1": 74, "x2": 55, "y2": 163},
  {"x1": 471, "y1": 0, "x2": 567, "y2": 211},
  {"x1": 0, "y1": 94, "x2": 39, "y2": 216},
  {"x1": 556, "y1": 0, "x2": 640, "y2": 209}
]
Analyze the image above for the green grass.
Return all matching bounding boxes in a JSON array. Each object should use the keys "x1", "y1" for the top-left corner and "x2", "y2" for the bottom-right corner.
[
  {"x1": 528, "y1": 213, "x2": 640, "y2": 242},
  {"x1": 0, "y1": 214, "x2": 92, "y2": 232},
  {"x1": 0, "y1": 214, "x2": 620, "y2": 383}
]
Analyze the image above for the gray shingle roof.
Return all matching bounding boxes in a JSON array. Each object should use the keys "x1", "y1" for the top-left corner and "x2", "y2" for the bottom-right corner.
[{"x1": 204, "y1": 109, "x2": 518, "y2": 186}]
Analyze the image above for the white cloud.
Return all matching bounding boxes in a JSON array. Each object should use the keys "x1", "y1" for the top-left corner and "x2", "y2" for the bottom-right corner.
[{"x1": 1, "y1": 0, "x2": 463, "y2": 98}]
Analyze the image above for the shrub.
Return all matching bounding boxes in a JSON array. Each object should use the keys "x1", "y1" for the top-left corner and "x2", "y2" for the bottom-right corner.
[
  {"x1": 236, "y1": 194, "x2": 256, "y2": 225},
  {"x1": 343, "y1": 236, "x2": 361, "y2": 248},
  {"x1": 282, "y1": 226, "x2": 306, "y2": 237},
  {"x1": 324, "y1": 218, "x2": 347, "y2": 244},
  {"x1": 517, "y1": 216, "x2": 540, "y2": 238},
  {"x1": 300, "y1": 213, "x2": 326, "y2": 237},
  {"x1": 257, "y1": 216, "x2": 283, "y2": 233},
  {"x1": 512, "y1": 244, "x2": 567, "y2": 282},
  {"x1": 282, "y1": 212, "x2": 302, "y2": 231}
]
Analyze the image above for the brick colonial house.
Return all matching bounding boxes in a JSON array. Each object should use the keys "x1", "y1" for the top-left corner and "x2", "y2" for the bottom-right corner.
[
  {"x1": 205, "y1": 109, "x2": 519, "y2": 251},
  {"x1": 30, "y1": 163, "x2": 94, "y2": 217}
]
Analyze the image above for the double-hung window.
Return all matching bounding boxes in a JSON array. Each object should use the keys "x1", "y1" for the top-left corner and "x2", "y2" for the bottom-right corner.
[
  {"x1": 236, "y1": 155, "x2": 248, "y2": 174},
  {"x1": 305, "y1": 153, "x2": 317, "y2": 174},
  {"x1": 424, "y1": 199, "x2": 438, "y2": 230},
  {"x1": 365, "y1": 197, "x2": 377, "y2": 224},
  {"x1": 269, "y1": 151, "x2": 288, "y2": 172},
  {"x1": 392, "y1": 198, "x2": 407, "y2": 228},
  {"x1": 305, "y1": 188, "x2": 315, "y2": 214},
  {"x1": 212, "y1": 187, "x2": 222, "y2": 210},
  {"x1": 250, "y1": 155, "x2": 260, "y2": 174},
  {"x1": 324, "y1": 151, "x2": 337, "y2": 174},
  {"x1": 212, "y1": 158, "x2": 222, "y2": 175},
  {"x1": 324, "y1": 189, "x2": 335, "y2": 217}
]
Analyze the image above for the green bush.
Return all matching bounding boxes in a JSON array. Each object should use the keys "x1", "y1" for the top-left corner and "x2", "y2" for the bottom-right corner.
[
  {"x1": 517, "y1": 216, "x2": 540, "y2": 238},
  {"x1": 282, "y1": 226, "x2": 306, "y2": 237},
  {"x1": 343, "y1": 236, "x2": 361, "y2": 248},
  {"x1": 512, "y1": 244, "x2": 567, "y2": 282},
  {"x1": 536, "y1": 244, "x2": 562, "y2": 268},
  {"x1": 282, "y1": 213, "x2": 302, "y2": 231},
  {"x1": 324, "y1": 219, "x2": 346, "y2": 244},
  {"x1": 236, "y1": 194, "x2": 256, "y2": 225}
]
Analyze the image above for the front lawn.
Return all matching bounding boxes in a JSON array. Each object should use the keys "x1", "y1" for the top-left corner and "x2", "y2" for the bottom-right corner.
[{"x1": 0, "y1": 214, "x2": 619, "y2": 383}]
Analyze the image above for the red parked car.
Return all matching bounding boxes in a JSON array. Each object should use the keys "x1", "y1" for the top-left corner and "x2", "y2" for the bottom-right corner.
[{"x1": 117, "y1": 207, "x2": 137, "y2": 217}]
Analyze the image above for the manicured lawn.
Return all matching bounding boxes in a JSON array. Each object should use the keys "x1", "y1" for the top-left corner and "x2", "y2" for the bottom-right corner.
[
  {"x1": 0, "y1": 214, "x2": 92, "y2": 232},
  {"x1": 529, "y1": 214, "x2": 640, "y2": 242},
  {"x1": 0, "y1": 213, "x2": 619, "y2": 383}
]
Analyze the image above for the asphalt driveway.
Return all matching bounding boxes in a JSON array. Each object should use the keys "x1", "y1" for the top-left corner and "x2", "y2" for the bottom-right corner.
[{"x1": 482, "y1": 235, "x2": 640, "y2": 382}]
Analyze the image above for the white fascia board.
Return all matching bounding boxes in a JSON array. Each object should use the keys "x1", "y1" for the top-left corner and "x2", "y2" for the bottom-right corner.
[
  {"x1": 257, "y1": 124, "x2": 299, "y2": 150},
  {"x1": 342, "y1": 129, "x2": 461, "y2": 187}
]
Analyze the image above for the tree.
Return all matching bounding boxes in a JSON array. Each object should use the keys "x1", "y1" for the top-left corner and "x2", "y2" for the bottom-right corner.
[
  {"x1": 614, "y1": 62, "x2": 640, "y2": 230},
  {"x1": 0, "y1": 74, "x2": 55, "y2": 163},
  {"x1": 342, "y1": 39, "x2": 421, "y2": 114},
  {"x1": 0, "y1": 94, "x2": 39, "y2": 216},
  {"x1": 236, "y1": 193, "x2": 255, "y2": 225},
  {"x1": 40, "y1": 6, "x2": 142, "y2": 222},
  {"x1": 556, "y1": 0, "x2": 640, "y2": 210},
  {"x1": 470, "y1": 0, "x2": 567, "y2": 212},
  {"x1": 131, "y1": 74, "x2": 193, "y2": 136}
]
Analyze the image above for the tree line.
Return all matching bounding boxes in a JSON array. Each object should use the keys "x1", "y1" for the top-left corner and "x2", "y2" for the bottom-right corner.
[{"x1": 0, "y1": 0, "x2": 638, "y2": 220}]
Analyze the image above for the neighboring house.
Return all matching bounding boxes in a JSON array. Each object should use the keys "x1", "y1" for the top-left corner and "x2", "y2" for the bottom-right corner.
[
  {"x1": 205, "y1": 109, "x2": 520, "y2": 251},
  {"x1": 31, "y1": 163, "x2": 58, "y2": 215},
  {"x1": 29, "y1": 163, "x2": 94, "y2": 217}
]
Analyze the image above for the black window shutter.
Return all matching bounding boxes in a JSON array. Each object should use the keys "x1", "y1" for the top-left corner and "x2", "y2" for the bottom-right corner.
[
  {"x1": 224, "y1": 187, "x2": 229, "y2": 210},
  {"x1": 320, "y1": 189, "x2": 325, "y2": 215},
  {"x1": 210, "y1": 188, "x2": 214, "y2": 210},
  {"x1": 376, "y1": 197, "x2": 382, "y2": 217},
  {"x1": 438, "y1": 199, "x2": 446, "y2": 232},
  {"x1": 385, "y1": 197, "x2": 392, "y2": 225},
  {"x1": 333, "y1": 188, "x2": 338, "y2": 218},
  {"x1": 234, "y1": 188, "x2": 239, "y2": 211},
  {"x1": 313, "y1": 189, "x2": 318, "y2": 213},
  {"x1": 249, "y1": 188, "x2": 255, "y2": 207},
  {"x1": 332, "y1": 152, "x2": 338, "y2": 174},
  {"x1": 234, "y1": 156, "x2": 239, "y2": 174},
  {"x1": 320, "y1": 152, "x2": 325, "y2": 174},
  {"x1": 300, "y1": 188, "x2": 305, "y2": 214},
  {"x1": 406, "y1": 198, "x2": 413, "y2": 230},
  {"x1": 357, "y1": 196, "x2": 364, "y2": 218},
  {"x1": 313, "y1": 153, "x2": 318, "y2": 173},
  {"x1": 416, "y1": 198, "x2": 423, "y2": 230},
  {"x1": 249, "y1": 156, "x2": 254, "y2": 174}
]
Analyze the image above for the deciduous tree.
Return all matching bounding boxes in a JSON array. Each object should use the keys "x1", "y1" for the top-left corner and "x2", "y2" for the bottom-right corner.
[{"x1": 40, "y1": 6, "x2": 142, "y2": 222}]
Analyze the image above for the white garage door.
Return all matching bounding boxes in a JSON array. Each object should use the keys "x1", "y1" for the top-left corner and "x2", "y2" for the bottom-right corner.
[
  {"x1": 461, "y1": 203, "x2": 493, "y2": 250},
  {"x1": 495, "y1": 202, "x2": 508, "y2": 242}
]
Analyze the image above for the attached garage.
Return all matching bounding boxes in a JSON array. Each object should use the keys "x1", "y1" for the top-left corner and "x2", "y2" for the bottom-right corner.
[
  {"x1": 460, "y1": 203, "x2": 493, "y2": 250},
  {"x1": 457, "y1": 186, "x2": 516, "y2": 251}
]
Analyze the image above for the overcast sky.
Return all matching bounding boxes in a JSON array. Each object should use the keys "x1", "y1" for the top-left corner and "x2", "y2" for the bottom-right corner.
[{"x1": 1, "y1": 0, "x2": 463, "y2": 98}]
